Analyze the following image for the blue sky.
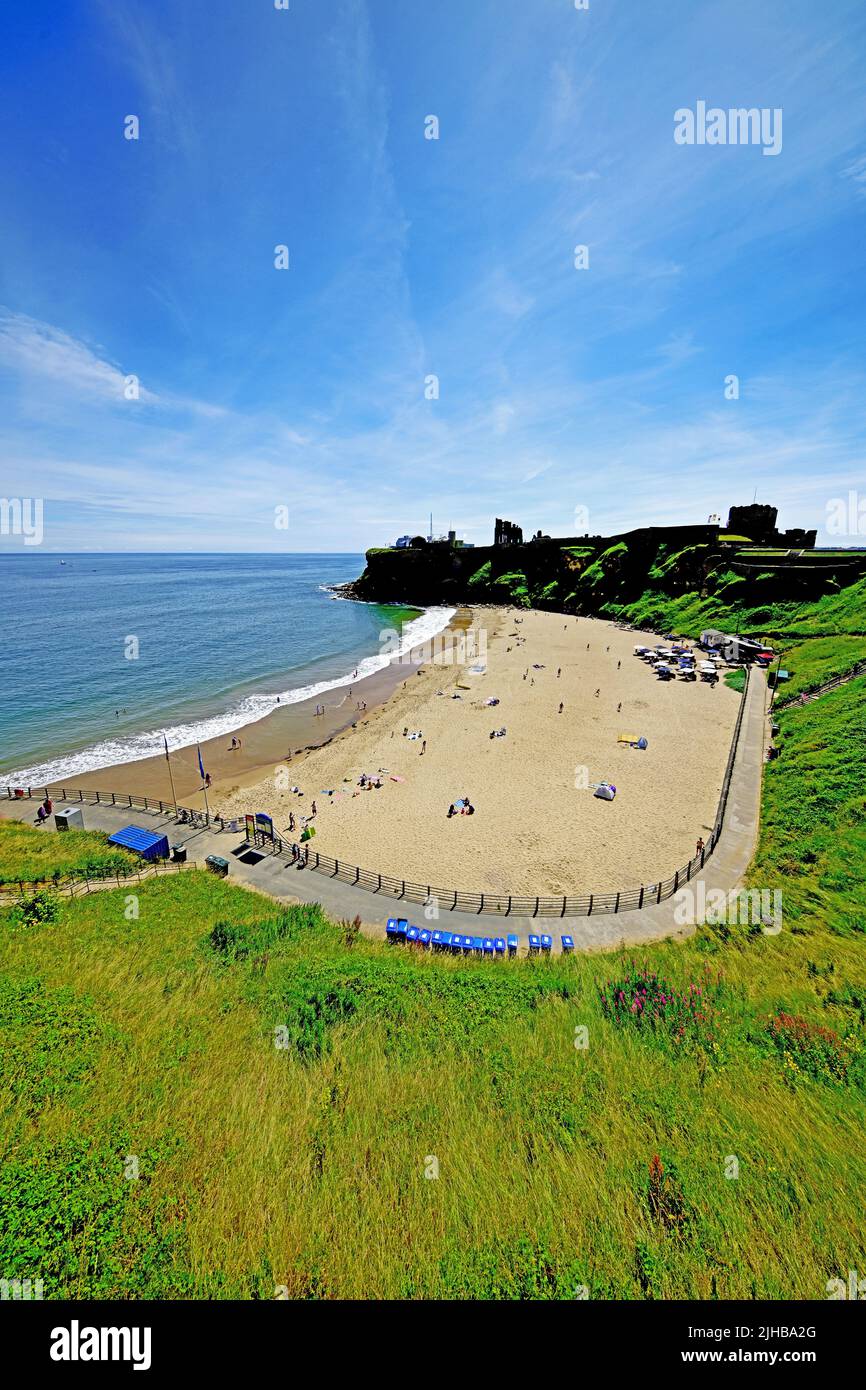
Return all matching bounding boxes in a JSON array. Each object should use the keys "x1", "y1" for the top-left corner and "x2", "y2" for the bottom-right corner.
[{"x1": 1, "y1": 0, "x2": 865, "y2": 552}]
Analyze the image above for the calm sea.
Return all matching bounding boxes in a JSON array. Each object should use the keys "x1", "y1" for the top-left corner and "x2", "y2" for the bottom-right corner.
[{"x1": 0, "y1": 554, "x2": 453, "y2": 785}]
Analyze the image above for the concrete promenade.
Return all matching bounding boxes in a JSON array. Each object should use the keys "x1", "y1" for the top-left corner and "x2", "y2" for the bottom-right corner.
[{"x1": 0, "y1": 672, "x2": 767, "y2": 954}]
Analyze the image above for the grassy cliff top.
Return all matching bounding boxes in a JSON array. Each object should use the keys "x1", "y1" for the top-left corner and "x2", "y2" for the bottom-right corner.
[{"x1": 1, "y1": 669, "x2": 865, "y2": 1298}]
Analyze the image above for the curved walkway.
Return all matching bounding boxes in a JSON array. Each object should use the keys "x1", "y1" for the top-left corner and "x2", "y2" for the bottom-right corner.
[{"x1": 1, "y1": 672, "x2": 767, "y2": 953}]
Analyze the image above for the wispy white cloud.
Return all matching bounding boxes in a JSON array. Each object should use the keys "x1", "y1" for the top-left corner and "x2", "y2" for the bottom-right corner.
[{"x1": 0, "y1": 311, "x2": 158, "y2": 404}]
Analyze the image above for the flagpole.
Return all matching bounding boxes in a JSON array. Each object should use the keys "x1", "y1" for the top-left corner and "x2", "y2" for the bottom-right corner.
[
  {"x1": 197, "y1": 743, "x2": 211, "y2": 824},
  {"x1": 163, "y1": 734, "x2": 179, "y2": 820}
]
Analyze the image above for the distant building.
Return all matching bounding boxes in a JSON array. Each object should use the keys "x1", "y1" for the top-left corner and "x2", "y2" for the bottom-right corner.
[
  {"x1": 727, "y1": 504, "x2": 778, "y2": 540},
  {"x1": 393, "y1": 535, "x2": 412, "y2": 548},
  {"x1": 726, "y1": 504, "x2": 816, "y2": 548},
  {"x1": 494, "y1": 518, "x2": 523, "y2": 546}
]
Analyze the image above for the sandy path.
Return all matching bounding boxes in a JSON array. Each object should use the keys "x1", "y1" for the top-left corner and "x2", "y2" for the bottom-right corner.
[{"x1": 217, "y1": 609, "x2": 739, "y2": 895}]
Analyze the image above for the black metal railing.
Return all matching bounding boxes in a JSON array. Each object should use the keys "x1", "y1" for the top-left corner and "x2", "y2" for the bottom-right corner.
[{"x1": 2, "y1": 667, "x2": 751, "y2": 918}]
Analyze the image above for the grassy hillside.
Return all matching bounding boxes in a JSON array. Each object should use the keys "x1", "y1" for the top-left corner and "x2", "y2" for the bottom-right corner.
[
  {"x1": 1, "y1": 671, "x2": 864, "y2": 1300},
  {"x1": 0, "y1": 818, "x2": 137, "y2": 887},
  {"x1": 607, "y1": 572, "x2": 866, "y2": 644}
]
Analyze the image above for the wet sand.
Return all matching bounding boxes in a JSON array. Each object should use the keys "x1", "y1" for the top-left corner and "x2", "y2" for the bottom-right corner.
[{"x1": 51, "y1": 609, "x2": 474, "y2": 809}]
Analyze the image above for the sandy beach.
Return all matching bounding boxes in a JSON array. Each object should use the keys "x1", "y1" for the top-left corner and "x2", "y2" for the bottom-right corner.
[{"x1": 209, "y1": 608, "x2": 740, "y2": 896}]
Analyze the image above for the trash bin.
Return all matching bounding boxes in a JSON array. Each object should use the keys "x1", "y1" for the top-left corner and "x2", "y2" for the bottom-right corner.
[
  {"x1": 172, "y1": 844, "x2": 187, "y2": 863},
  {"x1": 205, "y1": 855, "x2": 229, "y2": 878},
  {"x1": 55, "y1": 807, "x2": 85, "y2": 832}
]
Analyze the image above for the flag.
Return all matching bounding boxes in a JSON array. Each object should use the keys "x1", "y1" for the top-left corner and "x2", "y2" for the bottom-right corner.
[
  {"x1": 197, "y1": 744, "x2": 206, "y2": 781},
  {"x1": 163, "y1": 734, "x2": 170, "y2": 763}
]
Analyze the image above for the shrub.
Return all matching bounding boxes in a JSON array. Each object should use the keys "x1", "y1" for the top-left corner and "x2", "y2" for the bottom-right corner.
[
  {"x1": 17, "y1": 891, "x2": 60, "y2": 928},
  {"x1": 599, "y1": 962, "x2": 721, "y2": 1045},
  {"x1": 646, "y1": 1154, "x2": 689, "y2": 1237},
  {"x1": 765, "y1": 1011, "x2": 858, "y2": 1086}
]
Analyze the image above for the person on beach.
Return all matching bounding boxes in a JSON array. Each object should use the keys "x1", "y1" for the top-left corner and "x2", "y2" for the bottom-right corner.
[
  {"x1": 617, "y1": 660, "x2": 621, "y2": 670},
  {"x1": 595, "y1": 689, "x2": 600, "y2": 698},
  {"x1": 558, "y1": 701, "x2": 564, "y2": 714},
  {"x1": 557, "y1": 668, "x2": 561, "y2": 678},
  {"x1": 421, "y1": 739, "x2": 426, "y2": 754},
  {"x1": 617, "y1": 702, "x2": 622, "y2": 713},
  {"x1": 311, "y1": 800, "x2": 318, "y2": 817},
  {"x1": 696, "y1": 837, "x2": 705, "y2": 856},
  {"x1": 204, "y1": 772, "x2": 212, "y2": 788},
  {"x1": 288, "y1": 811, "x2": 295, "y2": 833},
  {"x1": 447, "y1": 804, "x2": 455, "y2": 817}
]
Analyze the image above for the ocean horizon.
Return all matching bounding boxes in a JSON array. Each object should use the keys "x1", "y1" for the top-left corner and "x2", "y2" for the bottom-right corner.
[{"x1": 0, "y1": 553, "x2": 454, "y2": 786}]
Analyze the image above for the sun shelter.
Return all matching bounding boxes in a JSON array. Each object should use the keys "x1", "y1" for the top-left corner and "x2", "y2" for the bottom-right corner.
[
  {"x1": 107, "y1": 825, "x2": 169, "y2": 862},
  {"x1": 593, "y1": 782, "x2": 616, "y2": 801}
]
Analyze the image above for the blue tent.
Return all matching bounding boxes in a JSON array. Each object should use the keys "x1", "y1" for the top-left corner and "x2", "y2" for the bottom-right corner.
[{"x1": 107, "y1": 825, "x2": 169, "y2": 862}]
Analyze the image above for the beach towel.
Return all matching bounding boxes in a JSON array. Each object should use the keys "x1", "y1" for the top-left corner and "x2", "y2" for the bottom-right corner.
[
  {"x1": 390, "y1": 775, "x2": 405, "y2": 783},
  {"x1": 617, "y1": 733, "x2": 639, "y2": 744}
]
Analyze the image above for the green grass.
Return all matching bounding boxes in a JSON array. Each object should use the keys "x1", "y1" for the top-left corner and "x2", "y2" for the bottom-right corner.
[
  {"x1": 0, "y1": 819, "x2": 137, "y2": 887},
  {"x1": 770, "y1": 636, "x2": 866, "y2": 704},
  {"x1": 1, "y1": 672, "x2": 865, "y2": 1300},
  {"x1": 607, "y1": 571, "x2": 866, "y2": 643}
]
